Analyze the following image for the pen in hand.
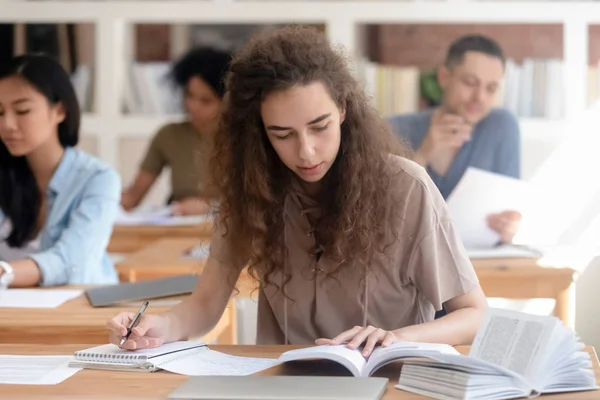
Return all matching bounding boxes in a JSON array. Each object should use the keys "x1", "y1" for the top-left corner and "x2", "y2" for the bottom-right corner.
[{"x1": 120, "y1": 301, "x2": 149, "y2": 346}]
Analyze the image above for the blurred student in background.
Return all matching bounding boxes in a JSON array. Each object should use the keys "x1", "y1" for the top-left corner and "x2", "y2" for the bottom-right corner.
[
  {"x1": 389, "y1": 35, "x2": 521, "y2": 244},
  {"x1": 0, "y1": 54, "x2": 120, "y2": 288},
  {"x1": 121, "y1": 47, "x2": 232, "y2": 215}
]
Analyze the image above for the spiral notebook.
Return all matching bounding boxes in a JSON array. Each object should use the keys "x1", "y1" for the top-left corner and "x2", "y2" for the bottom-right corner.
[{"x1": 68, "y1": 341, "x2": 208, "y2": 372}]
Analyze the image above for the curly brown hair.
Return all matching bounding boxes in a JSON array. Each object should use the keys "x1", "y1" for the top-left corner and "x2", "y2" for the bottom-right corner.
[{"x1": 210, "y1": 25, "x2": 412, "y2": 290}]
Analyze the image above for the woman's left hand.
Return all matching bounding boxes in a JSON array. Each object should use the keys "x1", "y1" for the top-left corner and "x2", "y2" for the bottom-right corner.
[{"x1": 315, "y1": 325, "x2": 400, "y2": 358}]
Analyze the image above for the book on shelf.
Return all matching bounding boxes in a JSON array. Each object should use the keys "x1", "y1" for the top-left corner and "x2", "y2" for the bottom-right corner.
[
  {"x1": 126, "y1": 23, "x2": 325, "y2": 115},
  {"x1": 356, "y1": 58, "x2": 421, "y2": 117},
  {"x1": 587, "y1": 60, "x2": 600, "y2": 107},
  {"x1": 8, "y1": 23, "x2": 94, "y2": 112},
  {"x1": 504, "y1": 58, "x2": 563, "y2": 119},
  {"x1": 124, "y1": 62, "x2": 183, "y2": 115},
  {"x1": 396, "y1": 308, "x2": 598, "y2": 400},
  {"x1": 356, "y1": 57, "x2": 564, "y2": 119}
]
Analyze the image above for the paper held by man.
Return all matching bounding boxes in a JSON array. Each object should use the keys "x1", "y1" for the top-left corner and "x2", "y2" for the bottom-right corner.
[{"x1": 446, "y1": 167, "x2": 540, "y2": 257}]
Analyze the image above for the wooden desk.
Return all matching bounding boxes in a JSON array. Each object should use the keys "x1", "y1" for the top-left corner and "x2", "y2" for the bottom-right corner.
[
  {"x1": 116, "y1": 238, "x2": 207, "y2": 282},
  {"x1": 472, "y1": 257, "x2": 578, "y2": 327},
  {"x1": 118, "y1": 239, "x2": 578, "y2": 326},
  {"x1": 0, "y1": 344, "x2": 597, "y2": 399},
  {"x1": 0, "y1": 288, "x2": 236, "y2": 345},
  {"x1": 116, "y1": 238, "x2": 258, "y2": 298},
  {"x1": 107, "y1": 221, "x2": 213, "y2": 254}
]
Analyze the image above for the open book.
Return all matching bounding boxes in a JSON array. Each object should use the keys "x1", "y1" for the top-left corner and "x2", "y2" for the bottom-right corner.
[
  {"x1": 396, "y1": 308, "x2": 598, "y2": 400},
  {"x1": 275, "y1": 341, "x2": 458, "y2": 377},
  {"x1": 69, "y1": 341, "x2": 457, "y2": 377}
]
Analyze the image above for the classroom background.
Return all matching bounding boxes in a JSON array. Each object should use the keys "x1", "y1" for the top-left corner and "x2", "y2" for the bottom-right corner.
[{"x1": 3, "y1": 0, "x2": 600, "y2": 350}]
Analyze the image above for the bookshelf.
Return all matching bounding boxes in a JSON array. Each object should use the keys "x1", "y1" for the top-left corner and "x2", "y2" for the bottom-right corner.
[
  {"x1": 359, "y1": 23, "x2": 565, "y2": 119},
  {"x1": 587, "y1": 24, "x2": 600, "y2": 106},
  {"x1": 125, "y1": 23, "x2": 325, "y2": 115},
  {"x1": 0, "y1": 0, "x2": 594, "y2": 186}
]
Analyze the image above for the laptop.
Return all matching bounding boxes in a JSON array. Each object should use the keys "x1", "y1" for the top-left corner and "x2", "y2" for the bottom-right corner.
[
  {"x1": 167, "y1": 376, "x2": 388, "y2": 400},
  {"x1": 85, "y1": 274, "x2": 199, "y2": 307}
]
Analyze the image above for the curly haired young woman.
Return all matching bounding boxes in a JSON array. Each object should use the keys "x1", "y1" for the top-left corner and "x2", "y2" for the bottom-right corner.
[{"x1": 107, "y1": 26, "x2": 487, "y2": 358}]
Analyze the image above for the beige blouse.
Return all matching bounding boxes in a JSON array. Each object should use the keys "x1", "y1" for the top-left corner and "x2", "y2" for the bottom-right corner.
[{"x1": 210, "y1": 155, "x2": 480, "y2": 345}]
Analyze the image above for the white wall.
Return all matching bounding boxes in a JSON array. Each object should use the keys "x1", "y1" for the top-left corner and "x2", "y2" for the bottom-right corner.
[
  {"x1": 576, "y1": 256, "x2": 600, "y2": 350},
  {"x1": 521, "y1": 136, "x2": 564, "y2": 181}
]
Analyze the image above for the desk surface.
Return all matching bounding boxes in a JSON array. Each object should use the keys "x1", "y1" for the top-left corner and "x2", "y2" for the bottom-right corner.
[
  {"x1": 108, "y1": 221, "x2": 213, "y2": 253},
  {"x1": 0, "y1": 288, "x2": 231, "y2": 345},
  {"x1": 117, "y1": 238, "x2": 580, "y2": 326},
  {"x1": 117, "y1": 237, "x2": 577, "y2": 287},
  {"x1": 116, "y1": 238, "x2": 259, "y2": 297},
  {"x1": 0, "y1": 344, "x2": 597, "y2": 400},
  {"x1": 116, "y1": 238, "x2": 205, "y2": 273},
  {"x1": 120, "y1": 238, "x2": 577, "y2": 273}
]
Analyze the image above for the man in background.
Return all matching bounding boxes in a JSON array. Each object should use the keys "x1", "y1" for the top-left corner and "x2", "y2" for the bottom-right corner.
[{"x1": 389, "y1": 34, "x2": 521, "y2": 244}]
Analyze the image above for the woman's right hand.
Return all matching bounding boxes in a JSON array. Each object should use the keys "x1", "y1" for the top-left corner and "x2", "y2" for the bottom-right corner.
[{"x1": 107, "y1": 312, "x2": 172, "y2": 350}]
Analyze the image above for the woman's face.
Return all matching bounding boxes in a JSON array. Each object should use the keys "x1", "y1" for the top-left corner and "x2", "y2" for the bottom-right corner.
[
  {"x1": 0, "y1": 75, "x2": 64, "y2": 157},
  {"x1": 184, "y1": 76, "x2": 221, "y2": 134},
  {"x1": 261, "y1": 81, "x2": 345, "y2": 185}
]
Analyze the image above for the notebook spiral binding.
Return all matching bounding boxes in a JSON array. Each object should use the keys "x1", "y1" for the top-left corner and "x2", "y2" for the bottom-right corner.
[
  {"x1": 74, "y1": 344, "x2": 209, "y2": 366},
  {"x1": 75, "y1": 351, "x2": 146, "y2": 364}
]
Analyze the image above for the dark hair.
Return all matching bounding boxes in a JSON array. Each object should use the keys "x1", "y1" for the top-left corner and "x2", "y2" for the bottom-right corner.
[
  {"x1": 169, "y1": 47, "x2": 232, "y2": 98},
  {"x1": 445, "y1": 34, "x2": 505, "y2": 68},
  {"x1": 211, "y1": 25, "x2": 410, "y2": 291},
  {"x1": 0, "y1": 54, "x2": 80, "y2": 247}
]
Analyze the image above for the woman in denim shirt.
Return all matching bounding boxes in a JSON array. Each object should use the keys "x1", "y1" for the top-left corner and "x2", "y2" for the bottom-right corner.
[{"x1": 0, "y1": 54, "x2": 120, "y2": 288}]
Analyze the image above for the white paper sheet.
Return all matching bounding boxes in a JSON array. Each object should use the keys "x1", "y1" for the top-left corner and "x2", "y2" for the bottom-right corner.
[
  {"x1": 158, "y1": 350, "x2": 278, "y2": 376},
  {"x1": 115, "y1": 206, "x2": 213, "y2": 226},
  {"x1": 446, "y1": 167, "x2": 531, "y2": 249},
  {"x1": 0, "y1": 289, "x2": 82, "y2": 308},
  {"x1": 157, "y1": 214, "x2": 213, "y2": 226},
  {"x1": 115, "y1": 206, "x2": 174, "y2": 225},
  {"x1": 0, "y1": 356, "x2": 81, "y2": 385},
  {"x1": 467, "y1": 245, "x2": 543, "y2": 259}
]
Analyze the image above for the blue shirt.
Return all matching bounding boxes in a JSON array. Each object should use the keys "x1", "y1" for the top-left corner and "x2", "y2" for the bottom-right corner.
[
  {"x1": 0, "y1": 147, "x2": 120, "y2": 286},
  {"x1": 388, "y1": 108, "x2": 521, "y2": 199}
]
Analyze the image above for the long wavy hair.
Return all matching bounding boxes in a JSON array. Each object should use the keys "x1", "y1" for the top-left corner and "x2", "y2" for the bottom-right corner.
[
  {"x1": 0, "y1": 54, "x2": 80, "y2": 247},
  {"x1": 210, "y1": 25, "x2": 411, "y2": 289}
]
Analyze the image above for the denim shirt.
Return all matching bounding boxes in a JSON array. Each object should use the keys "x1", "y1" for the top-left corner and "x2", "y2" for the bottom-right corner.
[
  {"x1": 388, "y1": 108, "x2": 521, "y2": 199},
  {"x1": 0, "y1": 147, "x2": 120, "y2": 286}
]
